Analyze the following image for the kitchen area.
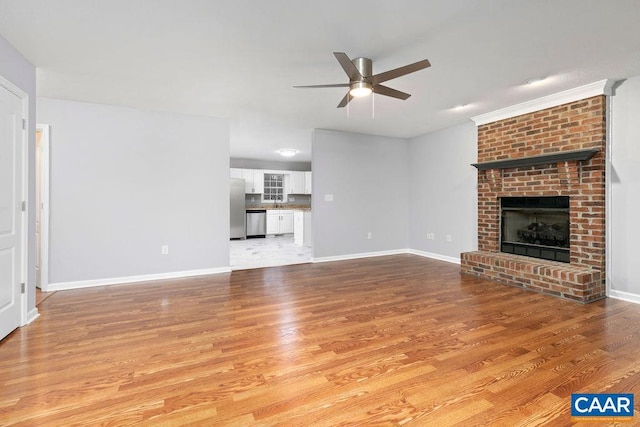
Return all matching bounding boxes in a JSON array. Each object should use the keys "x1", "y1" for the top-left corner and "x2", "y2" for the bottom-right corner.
[{"x1": 230, "y1": 168, "x2": 312, "y2": 269}]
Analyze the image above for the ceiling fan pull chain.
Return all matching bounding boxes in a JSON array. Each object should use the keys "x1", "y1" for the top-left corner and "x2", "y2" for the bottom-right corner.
[{"x1": 368, "y1": 90, "x2": 375, "y2": 119}]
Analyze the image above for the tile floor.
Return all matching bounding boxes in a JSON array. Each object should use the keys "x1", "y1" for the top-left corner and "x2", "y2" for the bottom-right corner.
[{"x1": 230, "y1": 234, "x2": 312, "y2": 270}]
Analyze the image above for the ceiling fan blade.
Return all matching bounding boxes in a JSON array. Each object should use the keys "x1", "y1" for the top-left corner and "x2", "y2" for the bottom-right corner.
[
  {"x1": 334, "y1": 52, "x2": 363, "y2": 81},
  {"x1": 373, "y1": 84, "x2": 411, "y2": 100},
  {"x1": 293, "y1": 83, "x2": 350, "y2": 88},
  {"x1": 337, "y1": 92, "x2": 353, "y2": 108},
  {"x1": 370, "y1": 59, "x2": 431, "y2": 85}
]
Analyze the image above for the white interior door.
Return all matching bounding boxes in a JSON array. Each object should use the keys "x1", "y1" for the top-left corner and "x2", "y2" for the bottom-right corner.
[{"x1": 0, "y1": 84, "x2": 24, "y2": 341}]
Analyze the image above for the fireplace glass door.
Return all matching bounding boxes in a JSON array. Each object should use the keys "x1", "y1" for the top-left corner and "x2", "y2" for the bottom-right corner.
[{"x1": 500, "y1": 196, "x2": 570, "y2": 263}]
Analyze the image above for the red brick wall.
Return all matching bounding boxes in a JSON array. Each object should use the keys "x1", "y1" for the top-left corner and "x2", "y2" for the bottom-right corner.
[
  {"x1": 477, "y1": 97, "x2": 606, "y2": 163},
  {"x1": 465, "y1": 95, "x2": 606, "y2": 301}
]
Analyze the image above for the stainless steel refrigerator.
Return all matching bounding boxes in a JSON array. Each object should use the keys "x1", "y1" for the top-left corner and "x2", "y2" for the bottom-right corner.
[{"x1": 230, "y1": 178, "x2": 246, "y2": 239}]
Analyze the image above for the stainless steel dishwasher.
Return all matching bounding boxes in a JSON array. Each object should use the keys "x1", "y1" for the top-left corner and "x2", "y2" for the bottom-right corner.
[{"x1": 246, "y1": 210, "x2": 266, "y2": 238}]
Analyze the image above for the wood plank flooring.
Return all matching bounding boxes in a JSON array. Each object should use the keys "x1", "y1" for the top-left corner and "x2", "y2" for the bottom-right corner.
[
  {"x1": 2, "y1": 254, "x2": 640, "y2": 426},
  {"x1": 35, "y1": 288, "x2": 56, "y2": 306}
]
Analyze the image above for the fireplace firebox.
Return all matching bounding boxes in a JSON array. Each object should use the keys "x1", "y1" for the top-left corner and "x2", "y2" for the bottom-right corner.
[{"x1": 500, "y1": 196, "x2": 570, "y2": 263}]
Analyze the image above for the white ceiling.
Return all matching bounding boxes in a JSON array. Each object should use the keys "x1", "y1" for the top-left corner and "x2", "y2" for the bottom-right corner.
[{"x1": 1, "y1": 0, "x2": 640, "y2": 162}]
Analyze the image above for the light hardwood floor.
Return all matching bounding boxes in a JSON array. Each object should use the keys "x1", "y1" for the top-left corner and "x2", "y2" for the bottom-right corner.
[{"x1": 1, "y1": 255, "x2": 640, "y2": 426}]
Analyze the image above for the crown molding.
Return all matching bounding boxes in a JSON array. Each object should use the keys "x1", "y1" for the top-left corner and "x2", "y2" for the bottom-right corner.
[{"x1": 471, "y1": 79, "x2": 616, "y2": 126}]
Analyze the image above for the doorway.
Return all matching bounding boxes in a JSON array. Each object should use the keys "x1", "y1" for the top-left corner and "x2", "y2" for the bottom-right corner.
[
  {"x1": 35, "y1": 125, "x2": 50, "y2": 290},
  {"x1": 229, "y1": 167, "x2": 313, "y2": 270}
]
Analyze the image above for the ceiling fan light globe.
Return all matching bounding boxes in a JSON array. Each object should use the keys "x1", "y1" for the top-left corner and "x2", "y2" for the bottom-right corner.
[{"x1": 349, "y1": 82, "x2": 372, "y2": 97}]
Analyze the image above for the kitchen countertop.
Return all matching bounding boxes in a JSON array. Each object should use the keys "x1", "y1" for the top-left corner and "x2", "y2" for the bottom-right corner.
[{"x1": 245, "y1": 205, "x2": 311, "y2": 211}]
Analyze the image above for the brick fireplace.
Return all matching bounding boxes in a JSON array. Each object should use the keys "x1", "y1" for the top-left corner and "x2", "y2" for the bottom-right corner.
[{"x1": 461, "y1": 94, "x2": 607, "y2": 303}]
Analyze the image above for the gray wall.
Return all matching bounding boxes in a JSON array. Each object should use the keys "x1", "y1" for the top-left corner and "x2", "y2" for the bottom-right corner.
[
  {"x1": 37, "y1": 98, "x2": 230, "y2": 284},
  {"x1": 231, "y1": 158, "x2": 311, "y2": 171},
  {"x1": 610, "y1": 76, "x2": 640, "y2": 300},
  {"x1": 311, "y1": 129, "x2": 409, "y2": 259},
  {"x1": 408, "y1": 122, "x2": 478, "y2": 261},
  {"x1": 0, "y1": 35, "x2": 36, "y2": 314}
]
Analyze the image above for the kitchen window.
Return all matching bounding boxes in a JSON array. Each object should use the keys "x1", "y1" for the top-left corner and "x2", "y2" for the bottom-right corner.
[{"x1": 263, "y1": 173, "x2": 284, "y2": 201}]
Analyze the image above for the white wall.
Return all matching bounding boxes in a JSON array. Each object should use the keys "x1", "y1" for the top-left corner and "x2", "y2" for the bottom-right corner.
[
  {"x1": 37, "y1": 98, "x2": 230, "y2": 286},
  {"x1": 312, "y1": 129, "x2": 409, "y2": 259},
  {"x1": 0, "y1": 35, "x2": 36, "y2": 316},
  {"x1": 609, "y1": 76, "x2": 640, "y2": 302},
  {"x1": 408, "y1": 122, "x2": 478, "y2": 262}
]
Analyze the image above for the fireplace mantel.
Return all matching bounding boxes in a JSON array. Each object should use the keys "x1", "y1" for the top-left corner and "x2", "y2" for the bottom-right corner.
[{"x1": 471, "y1": 148, "x2": 599, "y2": 171}]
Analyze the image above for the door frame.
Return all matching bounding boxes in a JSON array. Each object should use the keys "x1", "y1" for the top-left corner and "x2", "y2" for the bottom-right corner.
[
  {"x1": 0, "y1": 74, "x2": 29, "y2": 328},
  {"x1": 36, "y1": 124, "x2": 50, "y2": 291}
]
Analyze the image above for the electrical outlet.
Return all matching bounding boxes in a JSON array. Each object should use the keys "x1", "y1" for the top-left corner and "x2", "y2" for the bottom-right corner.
[
  {"x1": 446, "y1": 234, "x2": 452, "y2": 243},
  {"x1": 290, "y1": 196, "x2": 295, "y2": 201},
  {"x1": 426, "y1": 233, "x2": 435, "y2": 240},
  {"x1": 367, "y1": 232, "x2": 372, "y2": 239},
  {"x1": 161, "y1": 245, "x2": 169, "y2": 255},
  {"x1": 251, "y1": 197, "x2": 255, "y2": 202}
]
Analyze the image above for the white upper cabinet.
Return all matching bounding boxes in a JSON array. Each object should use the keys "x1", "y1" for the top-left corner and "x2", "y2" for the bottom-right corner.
[
  {"x1": 240, "y1": 169, "x2": 264, "y2": 194},
  {"x1": 304, "y1": 171, "x2": 312, "y2": 194},
  {"x1": 252, "y1": 170, "x2": 264, "y2": 194},
  {"x1": 289, "y1": 171, "x2": 306, "y2": 194},
  {"x1": 230, "y1": 168, "x2": 243, "y2": 179}
]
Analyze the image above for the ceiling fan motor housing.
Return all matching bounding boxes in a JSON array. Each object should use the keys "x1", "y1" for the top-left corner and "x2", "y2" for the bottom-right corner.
[
  {"x1": 352, "y1": 57, "x2": 372, "y2": 79},
  {"x1": 349, "y1": 57, "x2": 373, "y2": 96}
]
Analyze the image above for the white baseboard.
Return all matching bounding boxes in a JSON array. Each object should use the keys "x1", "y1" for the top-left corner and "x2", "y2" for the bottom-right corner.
[
  {"x1": 46, "y1": 250, "x2": 462, "y2": 291},
  {"x1": 608, "y1": 289, "x2": 640, "y2": 305},
  {"x1": 24, "y1": 307, "x2": 40, "y2": 325},
  {"x1": 408, "y1": 249, "x2": 461, "y2": 265},
  {"x1": 312, "y1": 248, "x2": 460, "y2": 265},
  {"x1": 48, "y1": 267, "x2": 231, "y2": 291},
  {"x1": 312, "y1": 249, "x2": 408, "y2": 263}
]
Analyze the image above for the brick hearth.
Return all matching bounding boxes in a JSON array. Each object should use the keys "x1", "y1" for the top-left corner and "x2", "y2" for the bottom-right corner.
[{"x1": 461, "y1": 95, "x2": 606, "y2": 303}]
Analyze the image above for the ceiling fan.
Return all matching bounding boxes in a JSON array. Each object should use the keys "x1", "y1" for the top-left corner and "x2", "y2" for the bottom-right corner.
[{"x1": 293, "y1": 52, "x2": 431, "y2": 108}]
